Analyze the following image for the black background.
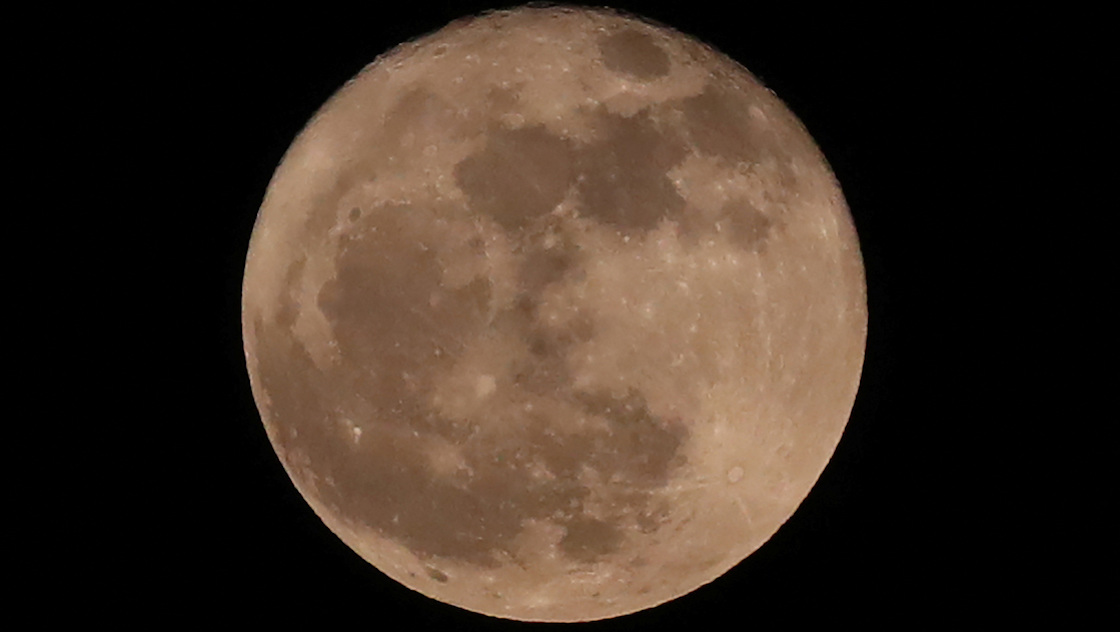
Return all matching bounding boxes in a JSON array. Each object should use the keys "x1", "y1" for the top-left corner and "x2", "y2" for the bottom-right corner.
[{"x1": 50, "y1": 0, "x2": 1074, "y2": 627}]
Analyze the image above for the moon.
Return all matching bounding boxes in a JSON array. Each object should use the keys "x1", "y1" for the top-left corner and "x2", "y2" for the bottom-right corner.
[{"x1": 242, "y1": 5, "x2": 865, "y2": 622}]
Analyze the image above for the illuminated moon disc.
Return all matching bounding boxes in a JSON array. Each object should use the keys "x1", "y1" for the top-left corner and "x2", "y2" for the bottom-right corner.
[{"x1": 242, "y1": 5, "x2": 866, "y2": 622}]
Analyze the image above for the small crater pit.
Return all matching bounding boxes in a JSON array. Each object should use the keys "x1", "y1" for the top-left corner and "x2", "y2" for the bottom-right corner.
[{"x1": 727, "y1": 466, "x2": 744, "y2": 483}]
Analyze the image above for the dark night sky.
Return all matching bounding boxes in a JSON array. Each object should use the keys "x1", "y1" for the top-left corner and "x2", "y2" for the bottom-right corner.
[{"x1": 45, "y1": 1, "x2": 1069, "y2": 627}]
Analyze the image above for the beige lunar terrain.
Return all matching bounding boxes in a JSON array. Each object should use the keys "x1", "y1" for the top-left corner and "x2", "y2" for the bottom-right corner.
[{"x1": 243, "y1": 5, "x2": 866, "y2": 622}]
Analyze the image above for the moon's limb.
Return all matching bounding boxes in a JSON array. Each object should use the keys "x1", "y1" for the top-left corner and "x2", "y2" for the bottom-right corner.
[{"x1": 243, "y1": 6, "x2": 865, "y2": 622}]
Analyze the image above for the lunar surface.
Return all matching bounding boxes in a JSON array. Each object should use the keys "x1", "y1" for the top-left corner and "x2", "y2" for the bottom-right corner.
[{"x1": 242, "y1": 5, "x2": 866, "y2": 622}]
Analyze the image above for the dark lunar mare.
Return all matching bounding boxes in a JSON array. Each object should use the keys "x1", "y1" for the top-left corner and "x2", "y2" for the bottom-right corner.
[{"x1": 254, "y1": 202, "x2": 688, "y2": 569}]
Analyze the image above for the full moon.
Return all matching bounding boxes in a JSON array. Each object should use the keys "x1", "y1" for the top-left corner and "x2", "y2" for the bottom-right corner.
[{"x1": 242, "y1": 5, "x2": 865, "y2": 622}]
